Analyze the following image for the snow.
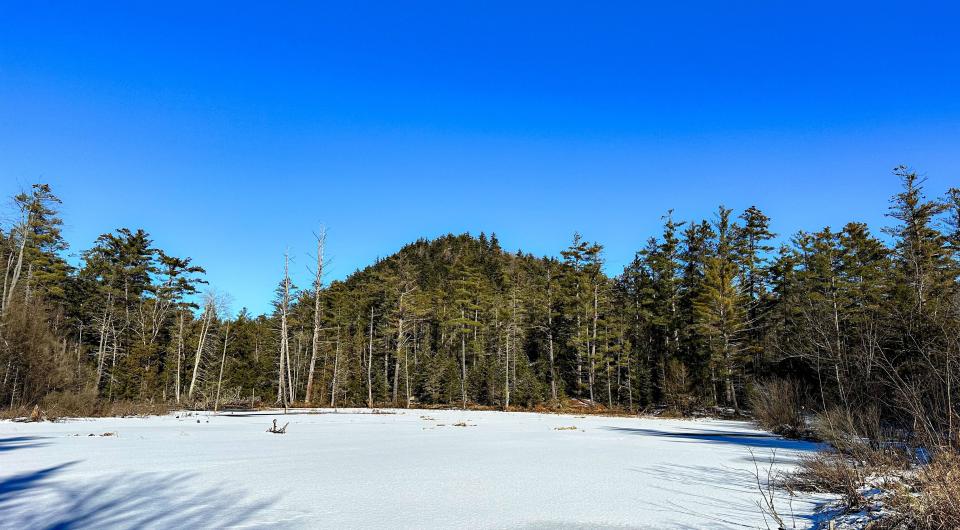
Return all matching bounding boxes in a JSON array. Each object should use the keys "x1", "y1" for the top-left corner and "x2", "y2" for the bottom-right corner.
[
  {"x1": 1, "y1": 409, "x2": 829, "y2": 529},
  {"x1": 811, "y1": 482, "x2": 902, "y2": 529}
]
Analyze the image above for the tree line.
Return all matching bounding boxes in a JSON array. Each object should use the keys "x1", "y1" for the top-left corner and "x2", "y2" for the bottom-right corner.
[{"x1": 1, "y1": 169, "x2": 958, "y2": 445}]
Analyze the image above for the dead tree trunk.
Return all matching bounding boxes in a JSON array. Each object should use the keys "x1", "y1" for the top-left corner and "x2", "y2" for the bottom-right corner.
[
  {"x1": 214, "y1": 322, "x2": 230, "y2": 412},
  {"x1": 504, "y1": 325, "x2": 511, "y2": 410},
  {"x1": 188, "y1": 302, "x2": 213, "y2": 400},
  {"x1": 589, "y1": 283, "x2": 599, "y2": 403},
  {"x1": 1, "y1": 251, "x2": 14, "y2": 317},
  {"x1": 175, "y1": 312, "x2": 184, "y2": 404},
  {"x1": 305, "y1": 229, "x2": 326, "y2": 404},
  {"x1": 95, "y1": 298, "x2": 112, "y2": 392},
  {"x1": 2, "y1": 217, "x2": 28, "y2": 316},
  {"x1": 279, "y1": 252, "x2": 294, "y2": 405},
  {"x1": 367, "y1": 306, "x2": 374, "y2": 408},
  {"x1": 330, "y1": 325, "x2": 341, "y2": 408},
  {"x1": 392, "y1": 289, "x2": 408, "y2": 406},
  {"x1": 461, "y1": 309, "x2": 467, "y2": 409},
  {"x1": 546, "y1": 269, "x2": 557, "y2": 403}
]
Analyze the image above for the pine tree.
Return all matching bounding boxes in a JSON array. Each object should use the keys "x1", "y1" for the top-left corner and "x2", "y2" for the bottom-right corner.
[
  {"x1": 693, "y1": 207, "x2": 746, "y2": 410},
  {"x1": 640, "y1": 213, "x2": 684, "y2": 403}
]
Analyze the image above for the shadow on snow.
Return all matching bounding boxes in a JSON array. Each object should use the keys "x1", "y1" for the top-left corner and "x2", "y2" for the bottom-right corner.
[
  {"x1": 0, "y1": 461, "x2": 280, "y2": 529},
  {"x1": 610, "y1": 427, "x2": 826, "y2": 529},
  {"x1": 0, "y1": 435, "x2": 50, "y2": 453},
  {"x1": 631, "y1": 462, "x2": 823, "y2": 528},
  {"x1": 602, "y1": 425, "x2": 821, "y2": 452}
]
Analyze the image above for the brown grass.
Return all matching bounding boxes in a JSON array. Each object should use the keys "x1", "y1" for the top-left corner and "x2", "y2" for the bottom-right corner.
[{"x1": 882, "y1": 452, "x2": 960, "y2": 529}]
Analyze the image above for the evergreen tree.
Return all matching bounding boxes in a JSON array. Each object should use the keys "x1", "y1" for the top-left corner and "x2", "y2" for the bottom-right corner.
[{"x1": 693, "y1": 207, "x2": 746, "y2": 410}]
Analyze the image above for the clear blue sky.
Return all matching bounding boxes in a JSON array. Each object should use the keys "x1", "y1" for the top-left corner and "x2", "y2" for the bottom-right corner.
[{"x1": 2, "y1": 2, "x2": 958, "y2": 314}]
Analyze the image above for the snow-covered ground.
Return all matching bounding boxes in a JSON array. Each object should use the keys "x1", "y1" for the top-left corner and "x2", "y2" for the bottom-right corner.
[{"x1": 1, "y1": 408, "x2": 828, "y2": 529}]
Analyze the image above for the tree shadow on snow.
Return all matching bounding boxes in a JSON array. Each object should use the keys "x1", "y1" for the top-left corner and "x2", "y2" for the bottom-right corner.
[
  {"x1": 0, "y1": 435, "x2": 50, "y2": 453},
  {"x1": 628, "y1": 460, "x2": 823, "y2": 528},
  {"x1": 0, "y1": 462, "x2": 281, "y2": 529},
  {"x1": 628, "y1": 462, "x2": 764, "y2": 527},
  {"x1": 0, "y1": 462, "x2": 78, "y2": 506},
  {"x1": 602, "y1": 426, "x2": 820, "y2": 452}
]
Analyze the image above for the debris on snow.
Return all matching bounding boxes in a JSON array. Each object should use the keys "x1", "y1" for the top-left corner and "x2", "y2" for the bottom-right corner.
[{"x1": 267, "y1": 419, "x2": 289, "y2": 434}]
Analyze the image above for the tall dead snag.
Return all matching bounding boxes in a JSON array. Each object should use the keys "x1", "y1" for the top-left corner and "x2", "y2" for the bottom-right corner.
[
  {"x1": 214, "y1": 322, "x2": 230, "y2": 412},
  {"x1": 392, "y1": 286, "x2": 415, "y2": 406},
  {"x1": 1, "y1": 250, "x2": 13, "y2": 318},
  {"x1": 305, "y1": 228, "x2": 326, "y2": 404},
  {"x1": 187, "y1": 296, "x2": 214, "y2": 400},
  {"x1": 94, "y1": 295, "x2": 113, "y2": 391},
  {"x1": 175, "y1": 312, "x2": 184, "y2": 404},
  {"x1": 505, "y1": 281, "x2": 520, "y2": 410},
  {"x1": 1, "y1": 198, "x2": 29, "y2": 316},
  {"x1": 366, "y1": 306, "x2": 374, "y2": 408},
  {"x1": 589, "y1": 283, "x2": 599, "y2": 403},
  {"x1": 546, "y1": 268, "x2": 558, "y2": 404},
  {"x1": 461, "y1": 308, "x2": 467, "y2": 410},
  {"x1": 330, "y1": 324, "x2": 341, "y2": 408},
  {"x1": 278, "y1": 252, "x2": 293, "y2": 407},
  {"x1": 504, "y1": 309, "x2": 511, "y2": 410}
]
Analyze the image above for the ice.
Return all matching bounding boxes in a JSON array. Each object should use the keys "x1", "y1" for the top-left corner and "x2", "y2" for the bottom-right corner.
[{"x1": 0, "y1": 409, "x2": 828, "y2": 529}]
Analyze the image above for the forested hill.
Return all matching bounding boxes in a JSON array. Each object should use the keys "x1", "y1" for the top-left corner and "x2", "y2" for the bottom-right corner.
[
  {"x1": 2, "y1": 169, "x2": 960, "y2": 448},
  {"x1": 306, "y1": 231, "x2": 591, "y2": 409}
]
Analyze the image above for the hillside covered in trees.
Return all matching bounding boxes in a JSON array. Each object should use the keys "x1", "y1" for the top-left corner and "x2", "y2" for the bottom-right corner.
[{"x1": 2, "y1": 169, "x2": 959, "y2": 447}]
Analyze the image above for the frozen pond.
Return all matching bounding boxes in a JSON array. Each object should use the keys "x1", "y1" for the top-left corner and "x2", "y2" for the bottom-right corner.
[{"x1": 0, "y1": 408, "x2": 825, "y2": 529}]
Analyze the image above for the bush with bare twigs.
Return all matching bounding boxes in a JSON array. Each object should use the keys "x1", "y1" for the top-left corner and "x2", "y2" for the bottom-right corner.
[
  {"x1": 785, "y1": 450, "x2": 866, "y2": 509},
  {"x1": 750, "y1": 379, "x2": 807, "y2": 439}
]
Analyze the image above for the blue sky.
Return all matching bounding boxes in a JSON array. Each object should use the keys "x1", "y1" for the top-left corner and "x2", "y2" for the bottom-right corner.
[{"x1": 2, "y1": 2, "x2": 958, "y2": 314}]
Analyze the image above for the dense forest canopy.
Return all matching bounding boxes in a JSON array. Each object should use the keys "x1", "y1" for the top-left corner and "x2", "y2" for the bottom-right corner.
[{"x1": 2, "y1": 169, "x2": 959, "y2": 446}]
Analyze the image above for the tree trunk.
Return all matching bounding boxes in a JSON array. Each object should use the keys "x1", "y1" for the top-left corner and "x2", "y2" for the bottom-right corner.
[
  {"x1": 461, "y1": 309, "x2": 467, "y2": 409},
  {"x1": 367, "y1": 307, "x2": 374, "y2": 407},
  {"x1": 1, "y1": 251, "x2": 13, "y2": 316},
  {"x1": 279, "y1": 253, "x2": 294, "y2": 405},
  {"x1": 589, "y1": 284, "x2": 599, "y2": 403},
  {"x1": 504, "y1": 327, "x2": 511, "y2": 410},
  {"x1": 188, "y1": 303, "x2": 212, "y2": 400},
  {"x1": 175, "y1": 313, "x2": 184, "y2": 404},
  {"x1": 95, "y1": 300, "x2": 111, "y2": 392},
  {"x1": 547, "y1": 269, "x2": 557, "y2": 403},
  {"x1": 2, "y1": 219, "x2": 28, "y2": 315},
  {"x1": 214, "y1": 323, "x2": 230, "y2": 412},
  {"x1": 305, "y1": 229, "x2": 325, "y2": 404},
  {"x1": 330, "y1": 326, "x2": 341, "y2": 408}
]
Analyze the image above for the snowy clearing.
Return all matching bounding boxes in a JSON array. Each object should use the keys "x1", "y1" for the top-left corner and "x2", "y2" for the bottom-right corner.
[{"x1": 1, "y1": 409, "x2": 829, "y2": 529}]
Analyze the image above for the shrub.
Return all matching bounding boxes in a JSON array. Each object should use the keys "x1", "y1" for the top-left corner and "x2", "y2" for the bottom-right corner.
[
  {"x1": 40, "y1": 388, "x2": 99, "y2": 418},
  {"x1": 663, "y1": 359, "x2": 695, "y2": 415},
  {"x1": 784, "y1": 450, "x2": 866, "y2": 509},
  {"x1": 0, "y1": 392, "x2": 171, "y2": 420},
  {"x1": 103, "y1": 401, "x2": 171, "y2": 417},
  {"x1": 750, "y1": 379, "x2": 805, "y2": 437}
]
